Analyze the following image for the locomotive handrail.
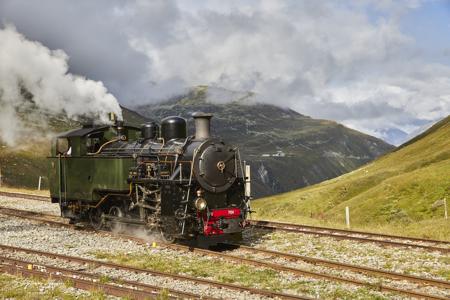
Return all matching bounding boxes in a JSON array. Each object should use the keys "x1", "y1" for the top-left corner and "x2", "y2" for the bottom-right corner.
[
  {"x1": 57, "y1": 154, "x2": 62, "y2": 206},
  {"x1": 157, "y1": 137, "x2": 165, "y2": 153},
  {"x1": 181, "y1": 147, "x2": 199, "y2": 235},
  {"x1": 236, "y1": 149, "x2": 246, "y2": 180},
  {"x1": 90, "y1": 183, "x2": 133, "y2": 209},
  {"x1": 87, "y1": 137, "x2": 120, "y2": 155}
]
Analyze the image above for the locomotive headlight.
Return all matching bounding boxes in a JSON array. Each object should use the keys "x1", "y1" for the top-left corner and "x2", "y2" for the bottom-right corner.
[{"x1": 194, "y1": 197, "x2": 207, "y2": 211}]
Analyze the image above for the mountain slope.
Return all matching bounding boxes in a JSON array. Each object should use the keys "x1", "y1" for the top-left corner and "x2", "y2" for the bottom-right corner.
[
  {"x1": 137, "y1": 86, "x2": 394, "y2": 197},
  {"x1": 0, "y1": 107, "x2": 148, "y2": 188},
  {"x1": 253, "y1": 115, "x2": 450, "y2": 240}
]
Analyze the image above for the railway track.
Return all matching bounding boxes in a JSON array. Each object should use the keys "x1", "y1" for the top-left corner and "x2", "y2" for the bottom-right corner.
[
  {"x1": 167, "y1": 243, "x2": 449, "y2": 300},
  {"x1": 219, "y1": 243, "x2": 450, "y2": 289},
  {"x1": 0, "y1": 244, "x2": 315, "y2": 300},
  {"x1": 0, "y1": 208, "x2": 311, "y2": 300},
  {"x1": 2, "y1": 190, "x2": 449, "y2": 253},
  {"x1": 248, "y1": 220, "x2": 450, "y2": 253},
  {"x1": 0, "y1": 191, "x2": 50, "y2": 202},
  {"x1": 0, "y1": 206, "x2": 448, "y2": 299},
  {"x1": 0, "y1": 252, "x2": 199, "y2": 300}
]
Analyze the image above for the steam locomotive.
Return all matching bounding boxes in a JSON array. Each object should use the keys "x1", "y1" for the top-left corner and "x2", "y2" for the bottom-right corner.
[{"x1": 48, "y1": 113, "x2": 251, "y2": 242}]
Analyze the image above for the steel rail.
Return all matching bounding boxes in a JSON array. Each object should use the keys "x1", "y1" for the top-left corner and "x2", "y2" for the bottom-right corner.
[
  {"x1": 0, "y1": 191, "x2": 50, "y2": 202},
  {"x1": 249, "y1": 220, "x2": 450, "y2": 245},
  {"x1": 0, "y1": 207, "x2": 74, "y2": 228},
  {"x1": 0, "y1": 255, "x2": 198, "y2": 300},
  {"x1": 219, "y1": 243, "x2": 450, "y2": 290},
  {"x1": 0, "y1": 244, "x2": 310, "y2": 300},
  {"x1": 249, "y1": 220, "x2": 450, "y2": 253},
  {"x1": 0, "y1": 264, "x2": 164, "y2": 300}
]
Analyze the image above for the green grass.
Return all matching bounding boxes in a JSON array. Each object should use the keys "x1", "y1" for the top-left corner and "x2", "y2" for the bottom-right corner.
[
  {"x1": 260, "y1": 231, "x2": 450, "y2": 281},
  {"x1": 92, "y1": 250, "x2": 402, "y2": 299},
  {"x1": 92, "y1": 250, "x2": 283, "y2": 291},
  {"x1": 253, "y1": 116, "x2": 450, "y2": 240},
  {"x1": 0, "y1": 273, "x2": 106, "y2": 299},
  {"x1": 0, "y1": 142, "x2": 50, "y2": 189}
]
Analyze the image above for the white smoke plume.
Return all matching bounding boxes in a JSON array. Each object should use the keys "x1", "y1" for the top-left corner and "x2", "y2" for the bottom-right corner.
[{"x1": 0, "y1": 25, "x2": 123, "y2": 146}]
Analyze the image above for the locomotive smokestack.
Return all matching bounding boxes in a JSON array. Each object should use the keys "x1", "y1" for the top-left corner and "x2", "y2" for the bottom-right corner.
[{"x1": 192, "y1": 112, "x2": 213, "y2": 140}]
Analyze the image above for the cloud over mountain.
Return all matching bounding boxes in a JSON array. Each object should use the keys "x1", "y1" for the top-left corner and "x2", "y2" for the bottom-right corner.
[{"x1": 0, "y1": 0, "x2": 449, "y2": 143}]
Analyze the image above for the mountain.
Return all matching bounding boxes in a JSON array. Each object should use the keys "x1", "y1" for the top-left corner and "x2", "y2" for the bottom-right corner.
[
  {"x1": 376, "y1": 119, "x2": 442, "y2": 146},
  {"x1": 0, "y1": 106, "x2": 148, "y2": 188},
  {"x1": 402, "y1": 119, "x2": 437, "y2": 146},
  {"x1": 375, "y1": 128, "x2": 408, "y2": 146},
  {"x1": 121, "y1": 106, "x2": 150, "y2": 126},
  {"x1": 253, "y1": 115, "x2": 450, "y2": 239},
  {"x1": 136, "y1": 86, "x2": 394, "y2": 197}
]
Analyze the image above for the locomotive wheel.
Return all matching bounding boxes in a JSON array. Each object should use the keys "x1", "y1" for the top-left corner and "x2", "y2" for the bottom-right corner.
[
  {"x1": 89, "y1": 208, "x2": 104, "y2": 230},
  {"x1": 160, "y1": 230, "x2": 176, "y2": 243},
  {"x1": 109, "y1": 206, "x2": 125, "y2": 233},
  {"x1": 159, "y1": 217, "x2": 178, "y2": 243}
]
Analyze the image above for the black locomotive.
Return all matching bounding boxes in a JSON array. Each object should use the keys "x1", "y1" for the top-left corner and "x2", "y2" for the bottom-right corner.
[{"x1": 48, "y1": 112, "x2": 251, "y2": 242}]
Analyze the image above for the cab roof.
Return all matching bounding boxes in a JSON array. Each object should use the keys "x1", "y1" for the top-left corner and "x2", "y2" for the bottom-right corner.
[
  {"x1": 57, "y1": 124, "x2": 140, "y2": 138},
  {"x1": 57, "y1": 125, "x2": 110, "y2": 138}
]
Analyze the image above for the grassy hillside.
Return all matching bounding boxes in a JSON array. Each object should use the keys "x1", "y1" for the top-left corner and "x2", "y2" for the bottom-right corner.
[
  {"x1": 0, "y1": 107, "x2": 148, "y2": 189},
  {"x1": 253, "y1": 116, "x2": 450, "y2": 240}
]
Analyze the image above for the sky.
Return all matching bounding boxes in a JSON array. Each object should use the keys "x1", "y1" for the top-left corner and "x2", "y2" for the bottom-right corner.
[{"x1": 0, "y1": 0, "x2": 449, "y2": 145}]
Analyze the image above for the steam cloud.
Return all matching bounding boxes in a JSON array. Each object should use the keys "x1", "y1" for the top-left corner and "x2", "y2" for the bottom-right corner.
[{"x1": 0, "y1": 25, "x2": 122, "y2": 146}]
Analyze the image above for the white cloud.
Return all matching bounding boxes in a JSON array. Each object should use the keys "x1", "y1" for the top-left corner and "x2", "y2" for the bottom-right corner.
[
  {"x1": 124, "y1": 0, "x2": 449, "y2": 141},
  {"x1": 1, "y1": 0, "x2": 448, "y2": 144}
]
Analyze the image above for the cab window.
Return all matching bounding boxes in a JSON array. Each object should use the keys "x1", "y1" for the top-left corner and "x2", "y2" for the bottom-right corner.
[
  {"x1": 86, "y1": 132, "x2": 104, "y2": 153},
  {"x1": 56, "y1": 138, "x2": 70, "y2": 155}
]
